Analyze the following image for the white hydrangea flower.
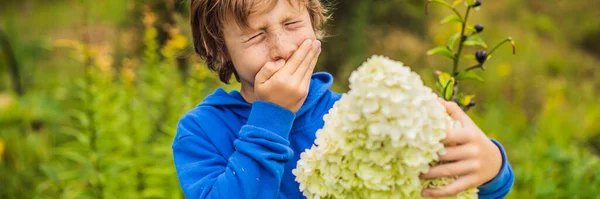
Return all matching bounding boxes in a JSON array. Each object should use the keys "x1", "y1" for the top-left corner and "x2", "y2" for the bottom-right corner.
[{"x1": 292, "y1": 55, "x2": 478, "y2": 199}]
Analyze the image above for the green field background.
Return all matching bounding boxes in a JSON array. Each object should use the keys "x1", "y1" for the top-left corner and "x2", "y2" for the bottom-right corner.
[{"x1": 1, "y1": 0, "x2": 599, "y2": 198}]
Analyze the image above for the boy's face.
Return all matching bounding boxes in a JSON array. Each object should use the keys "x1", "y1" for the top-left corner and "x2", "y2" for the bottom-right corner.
[{"x1": 222, "y1": 0, "x2": 317, "y2": 87}]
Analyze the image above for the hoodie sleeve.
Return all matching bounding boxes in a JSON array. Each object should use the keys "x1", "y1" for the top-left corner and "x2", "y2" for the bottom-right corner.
[
  {"x1": 172, "y1": 101, "x2": 296, "y2": 199},
  {"x1": 477, "y1": 139, "x2": 514, "y2": 199}
]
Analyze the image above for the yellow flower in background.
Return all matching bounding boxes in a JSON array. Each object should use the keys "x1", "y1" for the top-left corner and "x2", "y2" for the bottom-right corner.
[
  {"x1": 53, "y1": 39, "x2": 84, "y2": 51},
  {"x1": 0, "y1": 93, "x2": 15, "y2": 111},
  {"x1": 170, "y1": 34, "x2": 188, "y2": 49},
  {"x1": 0, "y1": 138, "x2": 5, "y2": 161},
  {"x1": 161, "y1": 34, "x2": 188, "y2": 59},
  {"x1": 121, "y1": 58, "x2": 138, "y2": 84},
  {"x1": 53, "y1": 39, "x2": 114, "y2": 74},
  {"x1": 293, "y1": 55, "x2": 477, "y2": 198},
  {"x1": 53, "y1": 39, "x2": 87, "y2": 62},
  {"x1": 142, "y1": 6, "x2": 157, "y2": 28}
]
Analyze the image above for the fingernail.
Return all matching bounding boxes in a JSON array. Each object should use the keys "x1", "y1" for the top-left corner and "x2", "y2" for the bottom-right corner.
[
  {"x1": 314, "y1": 40, "x2": 321, "y2": 48},
  {"x1": 277, "y1": 59, "x2": 285, "y2": 66},
  {"x1": 304, "y1": 40, "x2": 312, "y2": 46},
  {"x1": 438, "y1": 148, "x2": 447, "y2": 155}
]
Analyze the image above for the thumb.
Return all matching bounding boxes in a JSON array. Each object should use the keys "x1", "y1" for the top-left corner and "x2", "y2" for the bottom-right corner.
[
  {"x1": 437, "y1": 97, "x2": 474, "y2": 127},
  {"x1": 255, "y1": 59, "x2": 285, "y2": 84}
]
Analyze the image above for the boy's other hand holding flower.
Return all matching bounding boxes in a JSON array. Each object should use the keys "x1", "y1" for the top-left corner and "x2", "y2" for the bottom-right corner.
[{"x1": 421, "y1": 98, "x2": 503, "y2": 197}]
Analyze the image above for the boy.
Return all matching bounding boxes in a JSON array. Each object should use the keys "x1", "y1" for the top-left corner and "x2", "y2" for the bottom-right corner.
[{"x1": 173, "y1": 0, "x2": 514, "y2": 198}]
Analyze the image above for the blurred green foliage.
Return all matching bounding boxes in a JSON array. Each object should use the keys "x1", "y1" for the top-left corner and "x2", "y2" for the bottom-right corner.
[{"x1": 1, "y1": 0, "x2": 599, "y2": 198}]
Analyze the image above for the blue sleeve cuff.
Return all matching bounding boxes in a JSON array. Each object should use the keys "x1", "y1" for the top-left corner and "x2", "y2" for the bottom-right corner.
[
  {"x1": 246, "y1": 100, "x2": 296, "y2": 140},
  {"x1": 477, "y1": 139, "x2": 514, "y2": 198}
]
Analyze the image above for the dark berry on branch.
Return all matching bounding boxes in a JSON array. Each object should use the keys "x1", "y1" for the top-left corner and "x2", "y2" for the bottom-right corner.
[
  {"x1": 461, "y1": 36, "x2": 468, "y2": 42},
  {"x1": 467, "y1": 100, "x2": 476, "y2": 109},
  {"x1": 475, "y1": 24, "x2": 484, "y2": 33},
  {"x1": 472, "y1": 0, "x2": 481, "y2": 8},
  {"x1": 475, "y1": 50, "x2": 487, "y2": 64}
]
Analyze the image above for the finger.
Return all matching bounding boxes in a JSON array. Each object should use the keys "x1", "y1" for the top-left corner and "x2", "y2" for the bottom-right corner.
[
  {"x1": 420, "y1": 160, "x2": 478, "y2": 179},
  {"x1": 280, "y1": 39, "x2": 313, "y2": 75},
  {"x1": 300, "y1": 47, "x2": 321, "y2": 87},
  {"x1": 254, "y1": 59, "x2": 285, "y2": 84},
  {"x1": 438, "y1": 144, "x2": 478, "y2": 161},
  {"x1": 440, "y1": 128, "x2": 472, "y2": 145},
  {"x1": 422, "y1": 174, "x2": 478, "y2": 197},
  {"x1": 438, "y1": 98, "x2": 474, "y2": 127},
  {"x1": 291, "y1": 41, "x2": 319, "y2": 83},
  {"x1": 294, "y1": 40, "x2": 321, "y2": 77}
]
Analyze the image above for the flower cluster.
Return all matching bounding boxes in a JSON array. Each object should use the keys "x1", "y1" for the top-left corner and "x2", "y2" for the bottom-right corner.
[{"x1": 293, "y1": 55, "x2": 478, "y2": 198}]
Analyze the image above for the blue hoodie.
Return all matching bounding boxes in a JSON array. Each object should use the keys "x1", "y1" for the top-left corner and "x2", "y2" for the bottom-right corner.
[{"x1": 173, "y1": 72, "x2": 514, "y2": 199}]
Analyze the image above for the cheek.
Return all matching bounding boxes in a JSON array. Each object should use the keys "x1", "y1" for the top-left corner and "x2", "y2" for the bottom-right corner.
[
  {"x1": 291, "y1": 27, "x2": 317, "y2": 45},
  {"x1": 248, "y1": 48, "x2": 269, "y2": 76},
  {"x1": 297, "y1": 12, "x2": 317, "y2": 41},
  {"x1": 230, "y1": 46, "x2": 269, "y2": 81}
]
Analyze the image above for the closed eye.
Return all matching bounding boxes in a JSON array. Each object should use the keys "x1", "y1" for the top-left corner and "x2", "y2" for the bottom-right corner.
[
  {"x1": 245, "y1": 32, "x2": 263, "y2": 42},
  {"x1": 285, "y1": 21, "x2": 301, "y2": 26}
]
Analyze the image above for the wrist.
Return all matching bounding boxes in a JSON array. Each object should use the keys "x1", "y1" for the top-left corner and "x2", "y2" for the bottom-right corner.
[
  {"x1": 246, "y1": 100, "x2": 296, "y2": 139},
  {"x1": 484, "y1": 138, "x2": 504, "y2": 183}
]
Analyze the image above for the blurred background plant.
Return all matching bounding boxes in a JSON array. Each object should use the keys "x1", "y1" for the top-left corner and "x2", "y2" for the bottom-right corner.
[
  {"x1": 426, "y1": 0, "x2": 516, "y2": 111},
  {"x1": 0, "y1": 0, "x2": 599, "y2": 198}
]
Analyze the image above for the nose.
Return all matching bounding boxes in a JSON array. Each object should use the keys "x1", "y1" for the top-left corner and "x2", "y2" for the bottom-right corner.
[{"x1": 268, "y1": 30, "x2": 297, "y2": 62}]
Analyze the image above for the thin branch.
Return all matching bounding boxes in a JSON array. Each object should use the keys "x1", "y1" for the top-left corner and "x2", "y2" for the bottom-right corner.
[{"x1": 452, "y1": 6, "x2": 472, "y2": 76}]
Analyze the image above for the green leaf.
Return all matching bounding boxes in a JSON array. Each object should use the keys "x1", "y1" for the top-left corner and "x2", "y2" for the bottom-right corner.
[
  {"x1": 443, "y1": 78, "x2": 455, "y2": 100},
  {"x1": 452, "y1": 0, "x2": 464, "y2": 7},
  {"x1": 467, "y1": 26, "x2": 477, "y2": 34},
  {"x1": 71, "y1": 110, "x2": 90, "y2": 128},
  {"x1": 438, "y1": 72, "x2": 454, "y2": 100},
  {"x1": 463, "y1": 36, "x2": 488, "y2": 48},
  {"x1": 40, "y1": 164, "x2": 59, "y2": 182},
  {"x1": 430, "y1": 0, "x2": 451, "y2": 7},
  {"x1": 436, "y1": 82, "x2": 444, "y2": 93},
  {"x1": 427, "y1": 46, "x2": 455, "y2": 60},
  {"x1": 56, "y1": 149, "x2": 89, "y2": 164},
  {"x1": 61, "y1": 127, "x2": 90, "y2": 146},
  {"x1": 440, "y1": 15, "x2": 464, "y2": 24},
  {"x1": 447, "y1": 33, "x2": 461, "y2": 50},
  {"x1": 458, "y1": 94, "x2": 476, "y2": 106},
  {"x1": 456, "y1": 71, "x2": 485, "y2": 82},
  {"x1": 437, "y1": 72, "x2": 452, "y2": 87}
]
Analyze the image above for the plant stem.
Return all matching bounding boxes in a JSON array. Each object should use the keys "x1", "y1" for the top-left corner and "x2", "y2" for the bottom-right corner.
[
  {"x1": 452, "y1": 6, "x2": 472, "y2": 76},
  {"x1": 465, "y1": 64, "x2": 483, "y2": 72},
  {"x1": 450, "y1": 8, "x2": 462, "y2": 19},
  {"x1": 82, "y1": 1, "x2": 103, "y2": 197},
  {"x1": 427, "y1": 0, "x2": 462, "y2": 18},
  {"x1": 488, "y1": 38, "x2": 514, "y2": 56},
  {"x1": 0, "y1": 28, "x2": 24, "y2": 96},
  {"x1": 84, "y1": 57, "x2": 104, "y2": 199}
]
